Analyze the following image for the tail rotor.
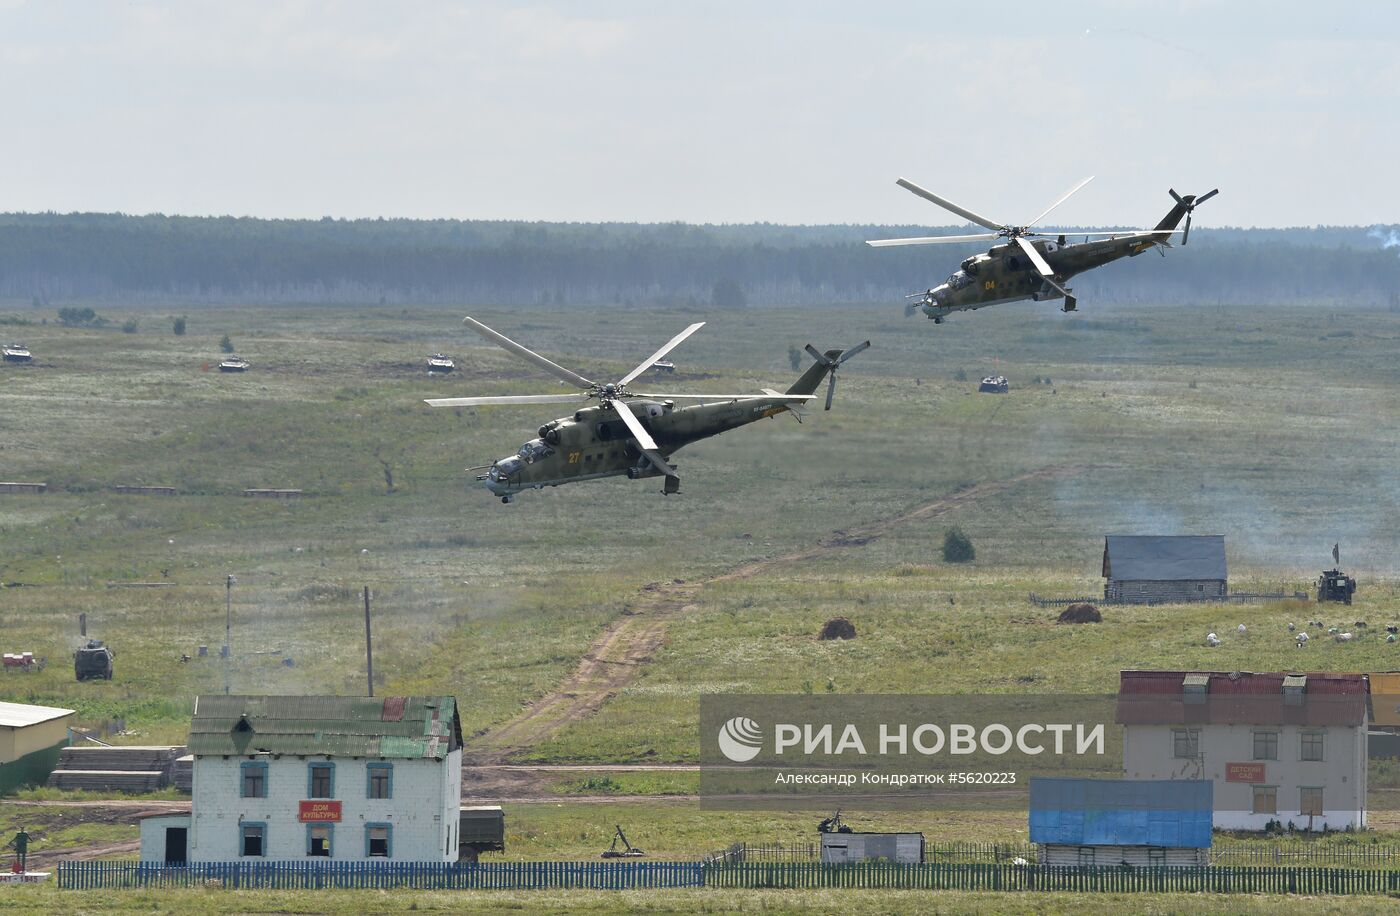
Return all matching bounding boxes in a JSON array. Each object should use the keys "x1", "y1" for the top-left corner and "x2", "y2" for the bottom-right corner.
[
  {"x1": 1169, "y1": 188, "x2": 1219, "y2": 246},
  {"x1": 805, "y1": 341, "x2": 871, "y2": 410}
]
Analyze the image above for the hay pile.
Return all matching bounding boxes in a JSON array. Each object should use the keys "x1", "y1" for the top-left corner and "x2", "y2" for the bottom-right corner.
[
  {"x1": 1057, "y1": 603, "x2": 1102, "y2": 624},
  {"x1": 819, "y1": 617, "x2": 857, "y2": 640}
]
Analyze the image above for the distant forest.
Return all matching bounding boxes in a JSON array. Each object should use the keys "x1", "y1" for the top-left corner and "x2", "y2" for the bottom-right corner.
[{"x1": 1, "y1": 212, "x2": 1397, "y2": 307}]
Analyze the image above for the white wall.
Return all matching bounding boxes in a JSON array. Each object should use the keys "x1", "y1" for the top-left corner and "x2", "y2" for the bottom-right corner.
[
  {"x1": 1123, "y1": 723, "x2": 1366, "y2": 831},
  {"x1": 188, "y1": 749, "x2": 462, "y2": 862},
  {"x1": 139, "y1": 814, "x2": 190, "y2": 862}
]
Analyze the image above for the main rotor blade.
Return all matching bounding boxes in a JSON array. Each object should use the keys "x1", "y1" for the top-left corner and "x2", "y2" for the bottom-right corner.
[
  {"x1": 866, "y1": 233, "x2": 1001, "y2": 248},
  {"x1": 610, "y1": 400, "x2": 660, "y2": 452},
  {"x1": 617, "y1": 322, "x2": 705, "y2": 387},
  {"x1": 462, "y1": 316, "x2": 594, "y2": 389},
  {"x1": 1027, "y1": 228, "x2": 1187, "y2": 238},
  {"x1": 629, "y1": 392, "x2": 817, "y2": 400},
  {"x1": 1026, "y1": 176, "x2": 1094, "y2": 228},
  {"x1": 424, "y1": 393, "x2": 590, "y2": 408},
  {"x1": 1014, "y1": 236, "x2": 1057, "y2": 278},
  {"x1": 895, "y1": 178, "x2": 1004, "y2": 231}
]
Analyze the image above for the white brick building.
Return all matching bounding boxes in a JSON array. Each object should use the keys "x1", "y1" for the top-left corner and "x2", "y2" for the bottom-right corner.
[
  {"x1": 1118, "y1": 671, "x2": 1368, "y2": 831},
  {"x1": 140, "y1": 695, "x2": 463, "y2": 864}
]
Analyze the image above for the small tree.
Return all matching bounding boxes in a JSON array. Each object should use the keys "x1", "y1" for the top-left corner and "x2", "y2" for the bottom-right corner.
[
  {"x1": 942, "y1": 527, "x2": 975, "y2": 563},
  {"x1": 711, "y1": 277, "x2": 747, "y2": 308},
  {"x1": 788, "y1": 345, "x2": 803, "y2": 372},
  {"x1": 121, "y1": 319, "x2": 139, "y2": 334},
  {"x1": 172, "y1": 316, "x2": 187, "y2": 336},
  {"x1": 219, "y1": 334, "x2": 235, "y2": 353}
]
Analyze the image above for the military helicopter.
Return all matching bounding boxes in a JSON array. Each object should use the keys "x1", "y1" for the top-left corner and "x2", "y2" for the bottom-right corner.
[
  {"x1": 425, "y1": 317, "x2": 868, "y2": 502},
  {"x1": 867, "y1": 177, "x2": 1217, "y2": 322}
]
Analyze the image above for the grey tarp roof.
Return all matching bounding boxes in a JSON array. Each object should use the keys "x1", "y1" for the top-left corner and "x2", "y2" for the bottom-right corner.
[
  {"x1": 1102, "y1": 535, "x2": 1226, "y2": 581},
  {"x1": 188, "y1": 695, "x2": 462, "y2": 759}
]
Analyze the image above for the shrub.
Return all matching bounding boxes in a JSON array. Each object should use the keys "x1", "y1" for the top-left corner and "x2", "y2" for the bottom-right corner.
[
  {"x1": 172, "y1": 316, "x2": 187, "y2": 336},
  {"x1": 219, "y1": 334, "x2": 235, "y2": 353},
  {"x1": 121, "y1": 319, "x2": 139, "y2": 334},
  {"x1": 942, "y1": 527, "x2": 975, "y2": 563}
]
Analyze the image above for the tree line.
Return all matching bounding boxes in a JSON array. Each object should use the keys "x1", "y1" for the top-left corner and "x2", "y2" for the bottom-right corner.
[{"x1": 0, "y1": 212, "x2": 1396, "y2": 307}]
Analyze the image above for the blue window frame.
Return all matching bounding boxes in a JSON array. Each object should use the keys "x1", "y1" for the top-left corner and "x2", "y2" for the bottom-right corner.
[
  {"x1": 365, "y1": 822, "x2": 392, "y2": 858},
  {"x1": 306, "y1": 822, "x2": 334, "y2": 857},
  {"x1": 367, "y1": 763, "x2": 393, "y2": 799},
  {"x1": 240, "y1": 761, "x2": 268, "y2": 798},
  {"x1": 307, "y1": 761, "x2": 336, "y2": 799},
  {"x1": 239, "y1": 821, "x2": 266, "y2": 857}
]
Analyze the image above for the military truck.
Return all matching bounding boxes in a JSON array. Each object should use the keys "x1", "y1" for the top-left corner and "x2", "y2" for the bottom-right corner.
[
  {"x1": 1317, "y1": 568, "x2": 1356, "y2": 604},
  {"x1": 459, "y1": 806, "x2": 504, "y2": 862},
  {"x1": 74, "y1": 640, "x2": 114, "y2": 681}
]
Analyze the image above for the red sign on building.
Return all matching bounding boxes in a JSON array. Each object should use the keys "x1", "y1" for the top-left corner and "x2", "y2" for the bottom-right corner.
[
  {"x1": 1225, "y1": 762, "x2": 1266, "y2": 783},
  {"x1": 298, "y1": 800, "x2": 343, "y2": 822}
]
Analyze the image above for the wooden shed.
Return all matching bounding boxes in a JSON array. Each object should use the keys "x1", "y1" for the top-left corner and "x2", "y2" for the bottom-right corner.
[{"x1": 1103, "y1": 535, "x2": 1227, "y2": 604}]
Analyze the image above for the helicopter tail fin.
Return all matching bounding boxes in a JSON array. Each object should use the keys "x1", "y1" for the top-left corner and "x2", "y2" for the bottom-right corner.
[
  {"x1": 785, "y1": 348, "x2": 845, "y2": 396},
  {"x1": 1153, "y1": 193, "x2": 1194, "y2": 233},
  {"x1": 786, "y1": 342, "x2": 870, "y2": 410}
]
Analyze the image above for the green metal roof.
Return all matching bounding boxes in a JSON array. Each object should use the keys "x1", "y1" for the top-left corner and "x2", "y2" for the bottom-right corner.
[{"x1": 188, "y1": 695, "x2": 462, "y2": 759}]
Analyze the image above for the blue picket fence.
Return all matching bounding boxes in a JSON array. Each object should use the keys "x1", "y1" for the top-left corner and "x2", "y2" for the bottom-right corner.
[{"x1": 57, "y1": 860, "x2": 704, "y2": 890}]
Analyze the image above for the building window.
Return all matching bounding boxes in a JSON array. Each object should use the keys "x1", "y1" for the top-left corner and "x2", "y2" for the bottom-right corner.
[
  {"x1": 1252, "y1": 731, "x2": 1279, "y2": 761},
  {"x1": 1300, "y1": 787, "x2": 1324, "y2": 817},
  {"x1": 367, "y1": 764, "x2": 392, "y2": 800},
  {"x1": 240, "y1": 823, "x2": 266, "y2": 857},
  {"x1": 1172, "y1": 729, "x2": 1200, "y2": 758},
  {"x1": 1147, "y1": 847, "x2": 1166, "y2": 865},
  {"x1": 307, "y1": 823, "x2": 333, "y2": 857},
  {"x1": 308, "y1": 763, "x2": 335, "y2": 798},
  {"x1": 366, "y1": 823, "x2": 392, "y2": 858},
  {"x1": 1252, "y1": 785, "x2": 1277, "y2": 815},
  {"x1": 1077, "y1": 847, "x2": 1096, "y2": 866},
  {"x1": 240, "y1": 762, "x2": 268, "y2": 798},
  {"x1": 1300, "y1": 731, "x2": 1325, "y2": 762}
]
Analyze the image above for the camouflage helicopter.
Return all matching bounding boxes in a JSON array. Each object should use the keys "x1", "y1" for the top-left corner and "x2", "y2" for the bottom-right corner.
[
  {"x1": 868, "y1": 177, "x2": 1217, "y2": 322},
  {"x1": 425, "y1": 317, "x2": 868, "y2": 502}
]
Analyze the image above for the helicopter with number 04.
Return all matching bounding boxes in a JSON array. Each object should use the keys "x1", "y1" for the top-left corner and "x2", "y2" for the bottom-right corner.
[
  {"x1": 868, "y1": 177, "x2": 1217, "y2": 322},
  {"x1": 425, "y1": 317, "x2": 868, "y2": 502}
]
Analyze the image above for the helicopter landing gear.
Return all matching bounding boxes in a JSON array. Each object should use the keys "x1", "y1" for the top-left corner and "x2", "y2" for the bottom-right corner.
[
  {"x1": 500, "y1": 494, "x2": 514, "y2": 504},
  {"x1": 1062, "y1": 295, "x2": 1077, "y2": 313},
  {"x1": 931, "y1": 315, "x2": 943, "y2": 323},
  {"x1": 662, "y1": 475, "x2": 681, "y2": 496}
]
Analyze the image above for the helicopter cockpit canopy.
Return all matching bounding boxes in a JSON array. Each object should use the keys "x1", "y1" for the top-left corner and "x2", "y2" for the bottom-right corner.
[
  {"x1": 517, "y1": 438, "x2": 554, "y2": 463},
  {"x1": 491, "y1": 456, "x2": 524, "y2": 479},
  {"x1": 946, "y1": 269, "x2": 975, "y2": 290}
]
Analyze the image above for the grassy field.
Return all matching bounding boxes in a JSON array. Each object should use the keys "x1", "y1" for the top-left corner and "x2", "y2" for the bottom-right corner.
[{"x1": 4, "y1": 300, "x2": 1400, "y2": 900}]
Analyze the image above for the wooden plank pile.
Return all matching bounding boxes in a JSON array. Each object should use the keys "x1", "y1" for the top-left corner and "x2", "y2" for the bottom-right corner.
[{"x1": 46, "y1": 745, "x2": 185, "y2": 793}]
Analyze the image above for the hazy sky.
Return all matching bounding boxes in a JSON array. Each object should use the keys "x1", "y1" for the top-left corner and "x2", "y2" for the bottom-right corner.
[{"x1": 2, "y1": 1, "x2": 1397, "y2": 227}]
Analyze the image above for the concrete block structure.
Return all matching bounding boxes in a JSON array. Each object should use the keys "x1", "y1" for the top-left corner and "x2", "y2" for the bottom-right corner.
[
  {"x1": 1118, "y1": 670, "x2": 1368, "y2": 831},
  {"x1": 140, "y1": 695, "x2": 463, "y2": 864}
]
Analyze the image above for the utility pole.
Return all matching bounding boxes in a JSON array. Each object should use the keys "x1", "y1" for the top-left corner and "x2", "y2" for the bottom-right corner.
[
  {"x1": 224, "y1": 574, "x2": 236, "y2": 695},
  {"x1": 363, "y1": 586, "x2": 374, "y2": 698}
]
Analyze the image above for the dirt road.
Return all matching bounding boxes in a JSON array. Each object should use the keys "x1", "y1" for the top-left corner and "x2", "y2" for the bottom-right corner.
[{"x1": 467, "y1": 465, "x2": 1089, "y2": 763}]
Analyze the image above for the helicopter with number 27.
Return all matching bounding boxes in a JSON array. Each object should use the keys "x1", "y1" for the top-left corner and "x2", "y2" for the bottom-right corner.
[{"x1": 867, "y1": 177, "x2": 1217, "y2": 322}]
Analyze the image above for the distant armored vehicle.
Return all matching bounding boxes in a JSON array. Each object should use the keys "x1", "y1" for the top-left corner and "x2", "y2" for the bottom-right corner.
[
  {"x1": 427, "y1": 353, "x2": 456, "y2": 373},
  {"x1": 650, "y1": 358, "x2": 676, "y2": 374},
  {"x1": 74, "y1": 640, "x2": 114, "y2": 681},
  {"x1": 1317, "y1": 568, "x2": 1356, "y2": 604},
  {"x1": 979, "y1": 375, "x2": 1009, "y2": 393},
  {"x1": 2, "y1": 343, "x2": 33, "y2": 363},
  {"x1": 218, "y1": 355, "x2": 250, "y2": 373}
]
